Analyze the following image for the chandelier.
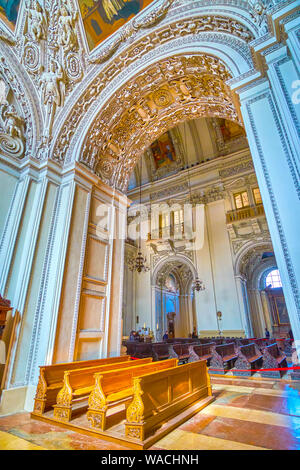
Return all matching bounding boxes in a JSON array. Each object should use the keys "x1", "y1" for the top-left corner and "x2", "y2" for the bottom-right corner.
[
  {"x1": 192, "y1": 276, "x2": 206, "y2": 292},
  {"x1": 127, "y1": 155, "x2": 150, "y2": 274},
  {"x1": 128, "y1": 250, "x2": 150, "y2": 273}
]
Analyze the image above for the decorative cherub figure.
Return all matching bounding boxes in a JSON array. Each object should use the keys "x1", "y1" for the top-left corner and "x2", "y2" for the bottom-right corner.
[
  {"x1": 39, "y1": 58, "x2": 65, "y2": 136},
  {"x1": 26, "y1": 0, "x2": 47, "y2": 41},
  {"x1": 57, "y1": 1, "x2": 78, "y2": 52},
  {"x1": 3, "y1": 104, "x2": 24, "y2": 139}
]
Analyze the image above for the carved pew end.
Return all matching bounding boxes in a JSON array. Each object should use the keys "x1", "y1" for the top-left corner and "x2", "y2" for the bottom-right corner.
[
  {"x1": 53, "y1": 404, "x2": 72, "y2": 422},
  {"x1": 87, "y1": 408, "x2": 107, "y2": 431}
]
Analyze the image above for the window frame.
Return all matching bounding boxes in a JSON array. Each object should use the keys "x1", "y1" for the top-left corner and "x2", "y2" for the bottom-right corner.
[
  {"x1": 252, "y1": 187, "x2": 262, "y2": 205},
  {"x1": 233, "y1": 190, "x2": 250, "y2": 210}
]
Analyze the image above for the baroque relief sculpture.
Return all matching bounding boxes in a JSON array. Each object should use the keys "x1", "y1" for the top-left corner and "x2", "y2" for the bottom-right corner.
[
  {"x1": 25, "y1": 0, "x2": 47, "y2": 42},
  {"x1": 0, "y1": 76, "x2": 25, "y2": 158},
  {"x1": 39, "y1": 57, "x2": 65, "y2": 139},
  {"x1": 57, "y1": 1, "x2": 78, "y2": 52}
]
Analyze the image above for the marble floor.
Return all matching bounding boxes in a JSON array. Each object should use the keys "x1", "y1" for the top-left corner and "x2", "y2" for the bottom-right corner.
[{"x1": 0, "y1": 375, "x2": 299, "y2": 451}]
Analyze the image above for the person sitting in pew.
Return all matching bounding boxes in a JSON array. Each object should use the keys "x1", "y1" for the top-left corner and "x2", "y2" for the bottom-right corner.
[
  {"x1": 163, "y1": 331, "x2": 169, "y2": 341},
  {"x1": 133, "y1": 330, "x2": 140, "y2": 341},
  {"x1": 129, "y1": 330, "x2": 136, "y2": 341}
]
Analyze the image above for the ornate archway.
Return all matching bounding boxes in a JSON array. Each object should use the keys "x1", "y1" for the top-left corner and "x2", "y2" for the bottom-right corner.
[
  {"x1": 78, "y1": 53, "x2": 243, "y2": 192},
  {"x1": 50, "y1": 5, "x2": 258, "y2": 172},
  {"x1": 153, "y1": 256, "x2": 195, "y2": 339},
  {"x1": 235, "y1": 242, "x2": 290, "y2": 338}
]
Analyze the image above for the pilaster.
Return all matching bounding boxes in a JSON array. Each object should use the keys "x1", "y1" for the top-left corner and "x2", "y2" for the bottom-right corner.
[{"x1": 237, "y1": 76, "x2": 300, "y2": 355}]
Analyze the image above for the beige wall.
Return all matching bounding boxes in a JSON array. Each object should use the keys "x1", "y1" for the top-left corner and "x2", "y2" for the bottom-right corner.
[{"x1": 53, "y1": 184, "x2": 90, "y2": 363}]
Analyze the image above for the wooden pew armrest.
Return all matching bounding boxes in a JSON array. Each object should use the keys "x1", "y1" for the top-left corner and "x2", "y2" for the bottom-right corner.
[
  {"x1": 73, "y1": 386, "x2": 94, "y2": 397},
  {"x1": 107, "y1": 388, "x2": 133, "y2": 403}
]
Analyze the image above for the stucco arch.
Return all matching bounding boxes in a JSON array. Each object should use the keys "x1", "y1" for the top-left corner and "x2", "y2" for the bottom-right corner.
[
  {"x1": 152, "y1": 253, "x2": 198, "y2": 288},
  {"x1": 67, "y1": 52, "x2": 244, "y2": 192},
  {"x1": 234, "y1": 240, "x2": 274, "y2": 278},
  {"x1": 50, "y1": 5, "x2": 260, "y2": 179},
  {"x1": 251, "y1": 257, "x2": 278, "y2": 291}
]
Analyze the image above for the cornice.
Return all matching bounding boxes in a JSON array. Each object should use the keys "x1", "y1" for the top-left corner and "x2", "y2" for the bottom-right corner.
[{"x1": 128, "y1": 148, "x2": 253, "y2": 204}]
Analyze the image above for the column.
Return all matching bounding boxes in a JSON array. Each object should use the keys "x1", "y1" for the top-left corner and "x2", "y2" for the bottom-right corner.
[
  {"x1": 0, "y1": 160, "x2": 75, "y2": 413},
  {"x1": 247, "y1": 288, "x2": 265, "y2": 338},
  {"x1": 235, "y1": 275, "x2": 253, "y2": 337},
  {"x1": 237, "y1": 75, "x2": 300, "y2": 357},
  {"x1": 261, "y1": 290, "x2": 273, "y2": 334}
]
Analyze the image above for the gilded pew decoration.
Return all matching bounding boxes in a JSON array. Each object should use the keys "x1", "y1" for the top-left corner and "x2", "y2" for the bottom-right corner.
[
  {"x1": 53, "y1": 371, "x2": 73, "y2": 421},
  {"x1": 125, "y1": 378, "x2": 145, "y2": 441},
  {"x1": 86, "y1": 374, "x2": 108, "y2": 430},
  {"x1": 33, "y1": 367, "x2": 48, "y2": 414}
]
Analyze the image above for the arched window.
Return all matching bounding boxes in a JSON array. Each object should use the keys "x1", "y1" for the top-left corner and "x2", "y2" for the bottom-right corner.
[{"x1": 265, "y1": 269, "x2": 282, "y2": 288}]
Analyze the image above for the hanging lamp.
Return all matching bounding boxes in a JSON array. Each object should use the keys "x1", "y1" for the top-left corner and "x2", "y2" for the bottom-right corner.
[
  {"x1": 128, "y1": 155, "x2": 150, "y2": 273},
  {"x1": 182, "y1": 122, "x2": 205, "y2": 293}
]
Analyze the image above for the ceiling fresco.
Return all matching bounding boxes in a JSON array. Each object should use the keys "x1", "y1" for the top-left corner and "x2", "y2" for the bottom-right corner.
[
  {"x1": 78, "y1": 0, "x2": 155, "y2": 50},
  {"x1": 0, "y1": 0, "x2": 21, "y2": 31}
]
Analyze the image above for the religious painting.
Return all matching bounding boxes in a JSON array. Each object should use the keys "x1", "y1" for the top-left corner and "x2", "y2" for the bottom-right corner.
[
  {"x1": 0, "y1": 0, "x2": 21, "y2": 31},
  {"x1": 150, "y1": 131, "x2": 177, "y2": 170},
  {"x1": 266, "y1": 288, "x2": 290, "y2": 326},
  {"x1": 275, "y1": 297, "x2": 290, "y2": 325},
  {"x1": 219, "y1": 118, "x2": 245, "y2": 142},
  {"x1": 78, "y1": 0, "x2": 155, "y2": 51}
]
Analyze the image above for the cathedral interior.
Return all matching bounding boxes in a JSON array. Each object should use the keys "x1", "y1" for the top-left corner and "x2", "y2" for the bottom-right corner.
[{"x1": 0, "y1": 0, "x2": 299, "y2": 452}]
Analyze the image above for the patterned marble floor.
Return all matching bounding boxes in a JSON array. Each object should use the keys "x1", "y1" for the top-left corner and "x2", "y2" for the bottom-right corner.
[{"x1": 0, "y1": 376, "x2": 299, "y2": 450}]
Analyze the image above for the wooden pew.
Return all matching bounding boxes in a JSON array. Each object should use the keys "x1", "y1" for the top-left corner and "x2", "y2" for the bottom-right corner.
[
  {"x1": 33, "y1": 355, "x2": 131, "y2": 415},
  {"x1": 52, "y1": 358, "x2": 153, "y2": 422},
  {"x1": 237, "y1": 338, "x2": 252, "y2": 347},
  {"x1": 168, "y1": 343, "x2": 190, "y2": 363},
  {"x1": 210, "y1": 338, "x2": 224, "y2": 345},
  {"x1": 278, "y1": 338, "x2": 292, "y2": 356},
  {"x1": 87, "y1": 359, "x2": 178, "y2": 431},
  {"x1": 188, "y1": 342, "x2": 215, "y2": 365},
  {"x1": 134, "y1": 343, "x2": 153, "y2": 359},
  {"x1": 233, "y1": 343, "x2": 263, "y2": 376},
  {"x1": 123, "y1": 341, "x2": 137, "y2": 356},
  {"x1": 260, "y1": 342, "x2": 287, "y2": 378},
  {"x1": 182, "y1": 338, "x2": 200, "y2": 344},
  {"x1": 125, "y1": 360, "x2": 213, "y2": 442},
  {"x1": 152, "y1": 342, "x2": 170, "y2": 361},
  {"x1": 209, "y1": 342, "x2": 238, "y2": 374},
  {"x1": 254, "y1": 337, "x2": 272, "y2": 352}
]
